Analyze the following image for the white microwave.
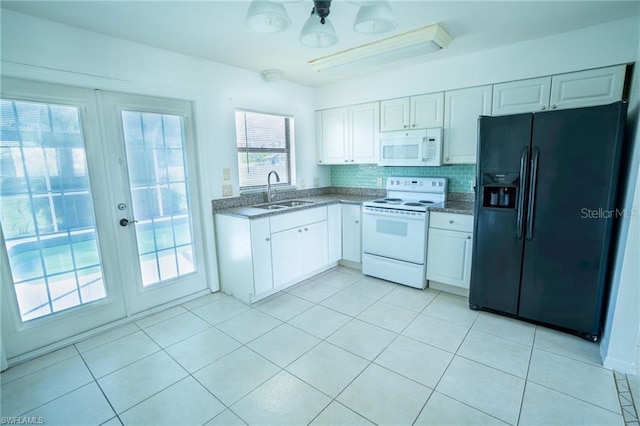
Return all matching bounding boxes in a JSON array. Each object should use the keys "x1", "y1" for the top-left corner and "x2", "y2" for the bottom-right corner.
[{"x1": 379, "y1": 128, "x2": 443, "y2": 167}]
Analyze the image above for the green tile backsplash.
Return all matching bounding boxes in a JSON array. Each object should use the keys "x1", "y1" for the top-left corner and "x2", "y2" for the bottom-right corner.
[{"x1": 330, "y1": 164, "x2": 477, "y2": 193}]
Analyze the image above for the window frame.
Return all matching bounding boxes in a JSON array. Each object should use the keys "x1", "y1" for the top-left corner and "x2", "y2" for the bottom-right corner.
[{"x1": 235, "y1": 109, "x2": 294, "y2": 191}]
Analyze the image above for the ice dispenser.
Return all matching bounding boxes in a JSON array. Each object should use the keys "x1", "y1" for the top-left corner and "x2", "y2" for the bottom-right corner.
[{"x1": 481, "y1": 173, "x2": 519, "y2": 209}]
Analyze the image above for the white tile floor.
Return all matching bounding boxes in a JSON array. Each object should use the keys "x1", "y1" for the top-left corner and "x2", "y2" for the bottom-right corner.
[{"x1": 0, "y1": 266, "x2": 631, "y2": 425}]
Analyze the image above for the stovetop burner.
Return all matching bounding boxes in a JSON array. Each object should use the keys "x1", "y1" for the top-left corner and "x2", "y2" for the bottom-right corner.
[
  {"x1": 419, "y1": 200, "x2": 434, "y2": 204},
  {"x1": 404, "y1": 202, "x2": 424, "y2": 206}
]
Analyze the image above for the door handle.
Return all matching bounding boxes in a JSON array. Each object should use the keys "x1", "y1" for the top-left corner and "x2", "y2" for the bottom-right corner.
[
  {"x1": 517, "y1": 147, "x2": 529, "y2": 239},
  {"x1": 526, "y1": 147, "x2": 539, "y2": 240},
  {"x1": 119, "y1": 218, "x2": 138, "y2": 227}
]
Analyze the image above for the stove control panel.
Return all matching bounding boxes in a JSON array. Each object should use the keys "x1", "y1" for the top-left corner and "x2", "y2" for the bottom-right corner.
[{"x1": 386, "y1": 177, "x2": 447, "y2": 192}]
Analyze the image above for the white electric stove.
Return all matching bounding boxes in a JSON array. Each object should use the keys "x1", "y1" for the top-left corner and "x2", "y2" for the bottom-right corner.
[{"x1": 362, "y1": 177, "x2": 447, "y2": 289}]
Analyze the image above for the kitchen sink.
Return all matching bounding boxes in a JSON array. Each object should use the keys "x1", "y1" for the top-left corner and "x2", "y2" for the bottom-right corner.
[
  {"x1": 276, "y1": 200, "x2": 314, "y2": 207},
  {"x1": 253, "y1": 200, "x2": 314, "y2": 210}
]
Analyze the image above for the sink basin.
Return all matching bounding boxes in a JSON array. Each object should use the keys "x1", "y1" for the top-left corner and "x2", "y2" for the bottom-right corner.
[
  {"x1": 256, "y1": 204, "x2": 287, "y2": 210},
  {"x1": 253, "y1": 200, "x2": 314, "y2": 210},
  {"x1": 276, "y1": 200, "x2": 314, "y2": 207}
]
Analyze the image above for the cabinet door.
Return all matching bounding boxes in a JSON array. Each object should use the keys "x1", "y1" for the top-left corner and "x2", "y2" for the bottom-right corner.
[
  {"x1": 320, "y1": 107, "x2": 349, "y2": 164},
  {"x1": 341, "y1": 204, "x2": 361, "y2": 263},
  {"x1": 411, "y1": 92, "x2": 444, "y2": 128},
  {"x1": 271, "y1": 228, "x2": 303, "y2": 287},
  {"x1": 380, "y1": 98, "x2": 410, "y2": 131},
  {"x1": 302, "y1": 221, "x2": 329, "y2": 274},
  {"x1": 549, "y1": 65, "x2": 626, "y2": 111},
  {"x1": 251, "y1": 218, "x2": 274, "y2": 295},
  {"x1": 444, "y1": 85, "x2": 492, "y2": 164},
  {"x1": 426, "y1": 228, "x2": 473, "y2": 289},
  {"x1": 492, "y1": 77, "x2": 552, "y2": 115},
  {"x1": 350, "y1": 102, "x2": 379, "y2": 164},
  {"x1": 328, "y1": 204, "x2": 342, "y2": 263}
]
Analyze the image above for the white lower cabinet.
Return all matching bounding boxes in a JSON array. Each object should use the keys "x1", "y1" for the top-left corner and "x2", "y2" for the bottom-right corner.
[
  {"x1": 426, "y1": 212, "x2": 474, "y2": 294},
  {"x1": 214, "y1": 215, "x2": 274, "y2": 303},
  {"x1": 215, "y1": 206, "x2": 334, "y2": 303},
  {"x1": 272, "y1": 220, "x2": 328, "y2": 287},
  {"x1": 341, "y1": 204, "x2": 361, "y2": 263}
]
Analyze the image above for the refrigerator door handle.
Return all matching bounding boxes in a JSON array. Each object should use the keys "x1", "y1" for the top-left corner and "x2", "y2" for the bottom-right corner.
[
  {"x1": 526, "y1": 147, "x2": 540, "y2": 240},
  {"x1": 517, "y1": 147, "x2": 529, "y2": 239}
]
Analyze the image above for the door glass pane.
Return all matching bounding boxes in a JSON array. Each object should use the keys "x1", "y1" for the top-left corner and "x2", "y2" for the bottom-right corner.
[
  {"x1": 121, "y1": 111, "x2": 196, "y2": 287},
  {"x1": 0, "y1": 99, "x2": 107, "y2": 321}
]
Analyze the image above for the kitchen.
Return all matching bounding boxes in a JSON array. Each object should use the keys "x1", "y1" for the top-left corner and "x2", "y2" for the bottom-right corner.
[{"x1": 1, "y1": 1, "x2": 640, "y2": 425}]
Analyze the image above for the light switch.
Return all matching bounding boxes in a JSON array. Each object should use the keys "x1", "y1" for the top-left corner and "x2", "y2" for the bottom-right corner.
[
  {"x1": 223, "y1": 168, "x2": 230, "y2": 181},
  {"x1": 299, "y1": 178, "x2": 306, "y2": 189},
  {"x1": 376, "y1": 177, "x2": 383, "y2": 187}
]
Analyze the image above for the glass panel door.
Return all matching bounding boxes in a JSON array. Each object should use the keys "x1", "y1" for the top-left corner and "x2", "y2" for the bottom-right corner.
[
  {"x1": 100, "y1": 91, "x2": 207, "y2": 314},
  {"x1": 0, "y1": 99, "x2": 106, "y2": 321},
  {"x1": 1, "y1": 78, "x2": 127, "y2": 360},
  {"x1": 121, "y1": 111, "x2": 196, "y2": 286}
]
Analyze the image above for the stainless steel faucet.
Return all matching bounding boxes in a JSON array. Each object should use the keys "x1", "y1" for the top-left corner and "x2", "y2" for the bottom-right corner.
[{"x1": 267, "y1": 170, "x2": 281, "y2": 202}]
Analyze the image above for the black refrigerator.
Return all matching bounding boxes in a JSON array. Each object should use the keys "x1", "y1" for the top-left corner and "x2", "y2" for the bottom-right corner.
[{"x1": 469, "y1": 101, "x2": 627, "y2": 342}]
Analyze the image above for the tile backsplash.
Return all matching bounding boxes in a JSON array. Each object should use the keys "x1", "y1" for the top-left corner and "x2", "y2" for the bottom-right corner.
[{"x1": 331, "y1": 164, "x2": 477, "y2": 193}]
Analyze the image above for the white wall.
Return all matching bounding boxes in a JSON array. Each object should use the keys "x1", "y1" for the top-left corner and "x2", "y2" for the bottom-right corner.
[
  {"x1": 315, "y1": 16, "x2": 639, "y2": 109},
  {"x1": 0, "y1": 9, "x2": 329, "y2": 295},
  {"x1": 601, "y1": 23, "x2": 640, "y2": 373}
]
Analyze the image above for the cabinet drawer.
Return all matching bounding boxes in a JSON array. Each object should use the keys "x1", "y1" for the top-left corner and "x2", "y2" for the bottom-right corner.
[
  {"x1": 429, "y1": 212, "x2": 474, "y2": 232},
  {"x1": 270, "y1": 206, "x2": 328, "y2": 233}
]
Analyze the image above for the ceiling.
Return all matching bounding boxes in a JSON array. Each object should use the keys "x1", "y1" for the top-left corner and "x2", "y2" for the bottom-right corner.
[{"x1": 2, "y1": 1, "x2": 639, "y2": 87}]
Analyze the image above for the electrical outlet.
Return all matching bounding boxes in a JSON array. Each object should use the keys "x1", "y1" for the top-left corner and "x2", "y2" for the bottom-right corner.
[
  {"x1": 376, "y1": 177, "x2": 383, "y2": 187},
  {"x1": 222, "y1": 184, "x2": 233, "y2": 197},
  {"x1": 299, "y1": 178, "x2": 306, "y2": 189},
  {"x1": 313, "y1": 177, "x2": 319, "y2": 187},
  {"x1": 223, "y1": 168, "x2": 231, "y2": 181},
  {"x1": 470, "y1": 179, "x2": 476, "y2": 191}
]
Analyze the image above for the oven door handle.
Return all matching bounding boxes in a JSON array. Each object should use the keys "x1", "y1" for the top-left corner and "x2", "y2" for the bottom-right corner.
[{"x1": 362, "y1": 209, "x2": 426, "y2": 220}]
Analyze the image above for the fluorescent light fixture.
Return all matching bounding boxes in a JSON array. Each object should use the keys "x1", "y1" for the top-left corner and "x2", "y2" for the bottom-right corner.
[{"x1": 308, "y1": 23, "x2": 452, "y2": 73}]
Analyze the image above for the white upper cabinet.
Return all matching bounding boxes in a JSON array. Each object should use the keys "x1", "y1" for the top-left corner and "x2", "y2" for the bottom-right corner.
[
  {"x1": 549, "y1": 65, "x2": 626, "y2": 110},
  {"x1": 443, "y1": 85, "x2": 492, "y2": 164},
  {"x1": 380, "y1": 97, "x2": 410, "y2": 131},
  {"x1": 492, "y1": 65, "x2": 626, "y2": 115},
  {"x1": 317, "y1": 102, "x2": 379, "y2": 164},
  {"x1": 492, "y1": 77, "x2": 552, "y2": 115},
  {"x1": 350, "y1": 102, "x2": 380, "y2": 164},
  {"x1": 380, "y1": 92, "x2": 444, "y2": 131}
]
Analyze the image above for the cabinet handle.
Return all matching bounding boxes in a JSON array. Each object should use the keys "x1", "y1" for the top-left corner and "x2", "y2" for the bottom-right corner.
[
  {"x1": 355, "y1": 220, "x2": 359, "y2": 224},
  {"x1": 318, "y1": 160, "x2": 322, "y2": 163},
  {"x1": 344, "y1": 159, "x2": 348, "y2": 163},
  {"x1": 412, "y1": 123, "x2": 416, "y2": 127},
  {"x1": 350, "y1": 159, "x2": 354, "y2": 162},
  {"x1": 541, "y1": 105, "x2": 547, "y2": 110},
  {"x1": 467, "y1": 236, "x2": 471, "y2": 239},
  {"x1": 403, "y1": 125, "x2": 408, "y2": 129},
  {"x1": 551, "y1": 105, "x2": 557, "y2": 109},
  {"x1": 445, "y1": 157, "x2": 449, "y2": 162},
  {"x1": 304, "y1": 227, "x2": 308, "y2": 231},
  {"x1": 449, "y1": 220, "x2": 454, "y2": 224},
  {"x1": 266, "y1": 237, "x2": 270, "y2": 241},
  {"x1": 298, "y1": 229, "x2": 302, "y2": 233}
]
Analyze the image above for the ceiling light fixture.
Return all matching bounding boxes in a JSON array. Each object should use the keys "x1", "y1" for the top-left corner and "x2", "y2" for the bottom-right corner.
[
  {"x1": 308, "y1": 23, "x2": 453, "y2": 73},
  {"x1": 246, "y1": 0, "x2": 398, "y2": 48},
  {"x1": 246, "y1": 0, "x2": 291, "y2": 33},
  {"x1": 300, "y1": 2, "x2": 338, "y2": 48},
  {"x1": 353, "y1": 2, "x2": 397, "y2": 34}
]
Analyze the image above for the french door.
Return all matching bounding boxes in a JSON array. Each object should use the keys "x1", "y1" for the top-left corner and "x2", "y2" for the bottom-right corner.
[{"x1": 0, "y1": 78, "x2": 207, "y2": 360}]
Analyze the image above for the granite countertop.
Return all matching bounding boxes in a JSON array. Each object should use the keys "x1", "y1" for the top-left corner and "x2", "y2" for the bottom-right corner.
[
  {"x1": 213, "y1": 188, "x2": 476, "y2": 218},
  {"x1": 429, "y1": 200, "x2": 475, "y2": 215}
]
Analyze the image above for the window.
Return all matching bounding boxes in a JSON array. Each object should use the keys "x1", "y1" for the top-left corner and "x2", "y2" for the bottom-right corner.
[{"x1": 235, "y1": 110, "x2": 293, "y2": 189}]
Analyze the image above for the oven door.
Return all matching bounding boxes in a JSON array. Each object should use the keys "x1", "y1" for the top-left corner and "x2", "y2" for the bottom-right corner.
[{"x1": 362, "y1": 207, "x2": 427, "y2": 264}]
